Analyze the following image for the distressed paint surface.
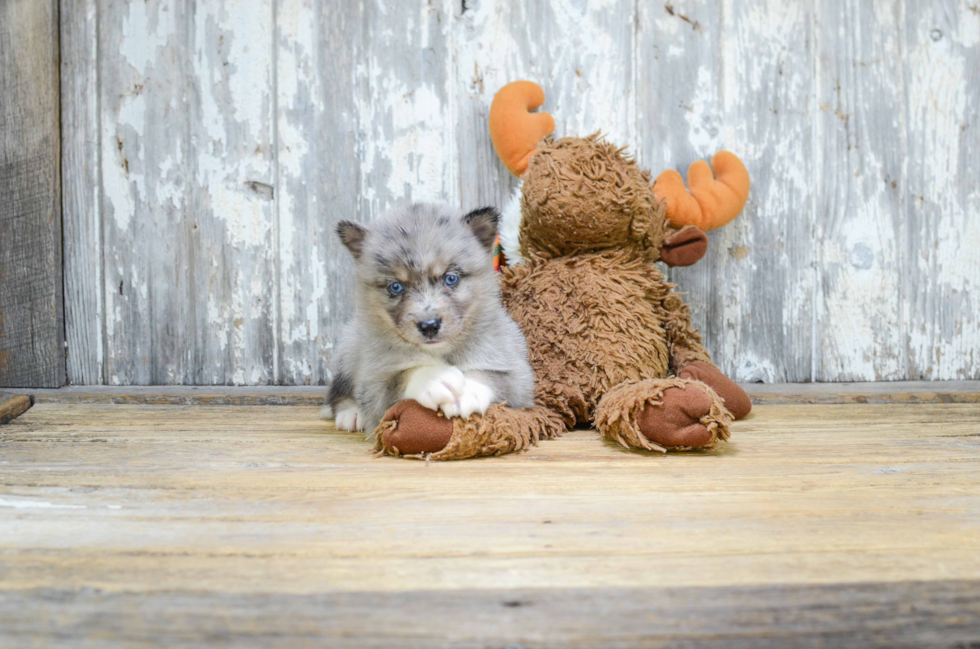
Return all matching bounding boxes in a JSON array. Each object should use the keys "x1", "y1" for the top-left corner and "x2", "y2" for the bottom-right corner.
[
  {"x1": 275, "y1": 0, "x2": 338, "y2": 386},
  {"x1": 455, "y1": 0, "x2": 637, "y2": 209},
  {"x1": 814, "y1": 0, "x2": 908, "y2": 381},
  {"x1": 638, "y1": 1, "x2": 815, "y2": 383},
  {"x1": 97, "y1": 0, "x2": 276, "y2": 385},
  {"x1": 905, "y1": 0, "x2": 980, "y2": 380},
  {"x1": 61, "y1": 0, "x2": 980, "y2": 385},
  {"x1": 187, "y1": 1, "x2": 277, "y2": 386}
]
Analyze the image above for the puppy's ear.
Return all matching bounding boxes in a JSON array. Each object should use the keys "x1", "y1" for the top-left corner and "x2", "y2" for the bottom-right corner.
[
  {"x1": 336, "y1": 221, "x2": 368, "y2": 259},
  {"x1": 463, "y1": 206, "x2": 500, "y2": 251}
]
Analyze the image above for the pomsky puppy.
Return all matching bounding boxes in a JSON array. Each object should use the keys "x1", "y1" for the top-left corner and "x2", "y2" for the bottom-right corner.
[{"x1": 321, "y1": 203, "x2": 536, "y2": 434}]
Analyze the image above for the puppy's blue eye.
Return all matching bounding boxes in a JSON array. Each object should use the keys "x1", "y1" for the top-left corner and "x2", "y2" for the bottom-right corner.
[
  {"x1": 444, "y1": 273, "x2": 459, "y2": 287},
  {"x1": 387, "y1": 281, "x2": 404, "y2": 296}
]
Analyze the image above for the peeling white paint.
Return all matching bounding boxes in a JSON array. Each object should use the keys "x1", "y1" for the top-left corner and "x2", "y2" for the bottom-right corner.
[
  {"x1": 119, "y1": 2, "x2": 172, "y2": 75},
  {"x1": 67, "y1": 0, "x2": 980, "y2": 386},
  {"x1": 906, "y1": 3, "x2": 979, "y2": 380},
  {"x1": 683, "y1": 67, "x2": 722, "y2": 156}
]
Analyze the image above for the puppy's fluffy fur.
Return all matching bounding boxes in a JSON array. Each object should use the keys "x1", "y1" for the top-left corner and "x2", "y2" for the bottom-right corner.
[{"x1": 322, "y1": 203, "x2": 535, "y2": 434}]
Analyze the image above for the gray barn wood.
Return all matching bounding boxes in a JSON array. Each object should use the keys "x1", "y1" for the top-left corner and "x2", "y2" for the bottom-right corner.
[
  {"x1": 57, "y1": 0, "x2": 980, "y2": 386},
  {"x1": 0, "y1": 0, "x2": 64, "y2": 388}
]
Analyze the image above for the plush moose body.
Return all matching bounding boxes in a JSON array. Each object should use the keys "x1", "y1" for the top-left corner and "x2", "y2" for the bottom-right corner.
[{"x1": 374, "y1": 81, "x2": 752, "y2": 460}]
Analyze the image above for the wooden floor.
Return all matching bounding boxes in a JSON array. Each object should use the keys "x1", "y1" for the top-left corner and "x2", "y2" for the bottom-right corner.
[{"x1": 2, "y1": 396, "x2": 980, "y2": 647}]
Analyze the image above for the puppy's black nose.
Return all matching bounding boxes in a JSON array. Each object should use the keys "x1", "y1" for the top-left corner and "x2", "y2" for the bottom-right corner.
[{"x1": 417, "y1": 318, "x2": 441, "y2": 338}]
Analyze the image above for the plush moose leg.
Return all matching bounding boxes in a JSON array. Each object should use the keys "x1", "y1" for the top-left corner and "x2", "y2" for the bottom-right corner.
[
  {"x1": 593, "y1": 378, "x2": 731, "y2": 452},
  {"x1": 373, "y1": 400, "x2": 564, "y2": 461},
  {"x1": 677, "y1": 361, "x2": 752, "y2": 420}
]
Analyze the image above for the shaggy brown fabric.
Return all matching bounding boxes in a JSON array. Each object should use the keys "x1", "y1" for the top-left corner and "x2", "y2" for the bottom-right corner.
[
  {"x1": 519, "y1": 135, "x2": 666, "y2": 262},
  {"x1": 501, "y1": 250, "x2": 674, "y2": 426},
  {"x1": 660, "y1": 288, "x2": 714, "y2": 372},
  {"x1": 594, "y1": 378, "x2": 731, "y2": 452},
  {"x1": 374, "y1": 401, "x2": 564, "y2": 461},
  {"x1": 679, "y1": 361, "x2": 752, "y2": 420}
]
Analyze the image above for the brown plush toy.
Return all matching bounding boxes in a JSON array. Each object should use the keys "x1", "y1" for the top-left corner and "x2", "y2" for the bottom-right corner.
[{"x1": 374, "y1": 81, "x2": 751, "y2": 460}]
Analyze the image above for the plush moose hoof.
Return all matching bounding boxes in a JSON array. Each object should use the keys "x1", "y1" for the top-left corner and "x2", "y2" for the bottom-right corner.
[
  {"x1": 376, "y1": 400, "x2": 453, "y2": 456},
  {"x1": 678, "y1": 361, "x2": 752, "y2": 419},
  {"x1": 636, "y1": 385, "x2": 716, "y2": 448}
]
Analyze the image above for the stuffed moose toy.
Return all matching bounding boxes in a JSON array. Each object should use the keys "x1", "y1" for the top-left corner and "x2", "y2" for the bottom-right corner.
[{"x1": 374, "y1": 80, "x2": 752, "y2": 460}]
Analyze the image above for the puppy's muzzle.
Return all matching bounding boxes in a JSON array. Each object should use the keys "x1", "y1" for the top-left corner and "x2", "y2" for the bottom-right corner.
[{"x1": 416, "y1": 318, "x2": 442, "y2": 339}]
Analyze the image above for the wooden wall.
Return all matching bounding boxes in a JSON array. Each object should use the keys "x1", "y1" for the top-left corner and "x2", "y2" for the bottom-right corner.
[
  {"x1": 59, "y1": 0, "x2": 980, "y2": 386},
  {"x1": 0, "y1": 0, "x2": 64, "y2": 388}
]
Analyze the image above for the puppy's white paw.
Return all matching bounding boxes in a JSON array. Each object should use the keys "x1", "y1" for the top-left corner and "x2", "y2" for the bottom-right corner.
[
  {"x1": 334, "y1": 406, "x2": 365, "y2": 431},
  {"x1": 403, "y1": 365, "x2": 466, "y2": 411},
  {"x1": 440, "y1": 378, "x2": 493, "y2": 419},
  {"x1": 319, "y1": 405, "x2": 333, "y2": 420}
]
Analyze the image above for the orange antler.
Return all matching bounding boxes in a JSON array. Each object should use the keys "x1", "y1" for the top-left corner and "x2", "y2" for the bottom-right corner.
[
  {"x1": 489, "y1": 81, "x2": 555, "y2": 176},
  {"x1": 654, "y1": 152, "x2": 750, "y2": 231}
]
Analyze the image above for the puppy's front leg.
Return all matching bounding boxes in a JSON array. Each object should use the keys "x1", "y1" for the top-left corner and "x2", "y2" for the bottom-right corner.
[
  {"x1": 402, "y1": 366, "x2": 494, "y2": 419},
  {"x1": 440, "y1": 373, "x2": 494, "y2": 419},
  {"x1": 401, "y1": 365, "x2": 466, "y2": 411}
]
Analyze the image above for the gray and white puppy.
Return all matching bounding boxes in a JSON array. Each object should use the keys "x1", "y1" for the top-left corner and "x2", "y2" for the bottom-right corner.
[{"x1": 321, "y1": 203, "x2": 535, "y2": 434}]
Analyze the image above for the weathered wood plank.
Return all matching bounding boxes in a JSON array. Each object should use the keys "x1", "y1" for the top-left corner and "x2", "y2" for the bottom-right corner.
[
  {"x1": 2, "y1": 580, "x2": 979, "y2": 647},
  {"x1": 635, "y1": 1, "x2": 723, "y2": 172},
  {"x1": 635, "y1": 0, "x2": 726, "y2": 377},
  {"x1": 61, "y1": 0, "x2": 104, "y2": 386},
  {"x1": 275, "y1": 0, "x2": 457, "y2": 386},
  {"x1": 58, "y1": 1, "x2": 980, "y2": 385},
  {"x1": 355, "y1": 0, "x2": 459, "y2": 214},
  {"x1": 6, "y1": 380, "x2": 980, "y2": 406},
  {"x1": 275, "y1": 0, "x2": 363, "y2": 385},
  {"x1": 98, "y1": 0, "x2": 186, "y2": 385},
  {"x1": 639, "y1": 1, "x2": 815, "y2": 383},
  {"x1": 814, "y1": 0, "x2": 908, "y2": 381},
  {"x1": 905, "y1": 0, "x2": 980, "y2": 380},
  {"x1": 0, "y1": 0, "x2": 64, "y2": 388},
  {"x1": 187, "y1": 1, "x2": 277, "y2": 385},
  {"x1": 718, "y1": 0, "x2": 814, "y2": 383},
  {"x1": 1, "y1": 400, "x2": 979, "y2": 648},
  {"x1": 455, "y1": 0, "x2": 637, "y2": 210},
  {"x1": 99, "y1": 0, "x2": 277, "y2": 385}
]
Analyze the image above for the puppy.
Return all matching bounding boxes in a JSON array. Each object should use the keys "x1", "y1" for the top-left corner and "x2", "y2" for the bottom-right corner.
[{"x1": 321, "y1": 203, "x2": 536, "y2": 435}]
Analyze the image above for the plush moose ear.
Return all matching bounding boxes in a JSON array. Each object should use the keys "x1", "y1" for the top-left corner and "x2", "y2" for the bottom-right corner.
[
  {"x1": 654, "y1": 151, "x2": 750, "y2": 231},
  {"x1": 489, "y1": 81, "x2": 555, "y2": 176},
  {"x1": 463, "y1": 206, "x2": 500, "y2": 251},
  {"x1": 336, "y1": 220, "x2": 368, "y2": 259},
  {"x1": 660, "y1": 225, "x2": 708, "y2": 267}
]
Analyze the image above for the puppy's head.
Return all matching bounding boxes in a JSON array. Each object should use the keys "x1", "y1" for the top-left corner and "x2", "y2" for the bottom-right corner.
[{"x1": 337, "y1": 203, "x2": 500, "y2": 350}]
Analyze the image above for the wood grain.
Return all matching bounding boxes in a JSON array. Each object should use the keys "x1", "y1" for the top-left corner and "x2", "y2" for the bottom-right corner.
[
  {"x1": 2, "y1": 581, "x2": 978, "y2": 647},
  {"x1": 61, "y1": 0, "x2": 103, "y2": 386},
  {"x1": 57, "y1": 1, "x2": 980, "y2": 385},
  {"x1": 98, "y1": 0, "x2": 185, "y2": 385},
  {"x1": 643, "y1": 1, "x2": 815, "y2": 383},
  {"x1": 274, "y1": 0, "x2": 360, "y2": 386},
  {"x1": 0, "y1": 0, "x2": 64, "y2": 388},
  {"x1": 7, "y1": 380, "x2": 980, "y2": 406},
  {"x1": 455, "y1": 0, "x2": 637, "y2": 210},
  {"x1": 97, "y1": 0, "x2": 277, "y2": 386},
  {"x1": 186, "y1": 1, "x2": 277, "y2": 386},
  {"x1": 814, "y1": 0, "x2": 908, "y2": 381},
  {"x1": 1, "y1": 400, "x2": 979, "y2": 643},
  {"x1": 905, "y1": 0, "x2": 980, "y2": 380}
]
